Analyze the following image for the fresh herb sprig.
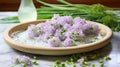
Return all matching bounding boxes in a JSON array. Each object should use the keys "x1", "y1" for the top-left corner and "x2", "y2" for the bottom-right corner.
[
  {"x1": 36, "y1": 0, "x2": 120, "y2": 31},
  {"x1": 1, "y1": 0, "x2": 120, "y2": 31}
]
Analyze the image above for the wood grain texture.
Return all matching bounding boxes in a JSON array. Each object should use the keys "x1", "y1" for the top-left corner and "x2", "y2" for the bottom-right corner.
[{"x1": 0, "y1": 0, "x2": 120, "y2": 11}]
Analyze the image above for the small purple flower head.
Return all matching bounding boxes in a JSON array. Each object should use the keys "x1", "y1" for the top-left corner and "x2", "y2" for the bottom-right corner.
[
  {"x1": 43, "y1": 24, "x2": 56, "y2": 36},
  {"x1": 38, "y1": 33, "x2": 53, "y2": 42},
  {"x1": 27, "y1": 24, "x2": 39, "y2": 38},
  {"x1": 52, "y1": 14, "x2": 60, "y2": 20},
  {"x1": 55, "y1": 29, "x2": 67, "y2": 41},
  {"x1": 56, "y1": 19, "x2": 66, "y2": 29},
  {"x1": 63, "y1": 23, "x2": 71, "y2": 29},
  {"x1": 45, "y1": 20, "x2": 52, "y2": 25},
  {"x1": 82, "y1": 23, "x2": 99, "y2": 35},
  {"x1": 71, "y1": 30, "x2": 85, "y2": 41},
  {"x1": 57, "y1": 16, "x2": 73, "y2": 25},
  {"x1": 48, "y1": 37, "x2": 61, "y2": 47},
  {"x1": 73, "y1": 17, "x2": 86, "y2": 25},
  {"x1": 63, "y1": 16, "x2": 73, "y2": 24},
  {"x1": 77, "y1": 57, "x2": 86, "y2": 65},
  {"x1": 63, "y1": 37, "x2": 76, "y2": 47},
  {"x1": 12, "y1": 55, "x2": 19, "y2": 64},
  {"x1": 36, "y1": 23, "x2": 45, "y2": 35},
  {"x1": 65, "y1": 30, "x2": 85, "y2": 41},
  {"x1": 12, "y1": 55, "x2": 32, "y2": 66},
  {"x1": 36, "y1": 23, "x2": 45, "y2": 28},
  {"x1": 50, "y1": 20, "x2": 60, "y2": 29},
  {"x1": 70, "y1": 22, "x2": 83, "y2": 31}
]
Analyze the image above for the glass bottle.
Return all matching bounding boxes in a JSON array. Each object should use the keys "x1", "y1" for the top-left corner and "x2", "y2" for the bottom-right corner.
[{"x1": 18, "y1": 0, "x2": 37, "y2": 23}]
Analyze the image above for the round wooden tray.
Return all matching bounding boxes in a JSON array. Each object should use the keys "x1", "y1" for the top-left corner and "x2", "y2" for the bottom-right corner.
[{"x1": 3, "y1": 20, "x2": 113, "y2": 55}]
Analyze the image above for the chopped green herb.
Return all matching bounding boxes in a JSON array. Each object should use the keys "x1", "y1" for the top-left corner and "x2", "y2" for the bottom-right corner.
[
  {"x1": 82, "y1": 61, "x2": 90, "y2": 66},
  {"x1": 82, "y1": 65, "x2": 86, "y2": 67},
  {"x1": 70, "y1": 58, "x2": 74, "y2": 62},
  {"x1": 55, "y1": 60, "x2": 61, "y2": 64},
  {"x1": 15, "y1": 58, "x2": 20, "y2": 64},
  {"x1": 92, "y1": 64, "x2": 95, "y2": 67},
  {"x1": 65, "y1": 60, "x2": 70, "y2": 65},
  {"x1": 99, "y1": 63, "x2": 104, "y2": 67},
  {"x1": 11, "y1": 65, "x2": 16, "y2": 67},
  {"x1": 52, "y1": 60, "x2": 65, "y2": 67},
  {"x1": 99, "y1": 59, "x2": 104, "y2": 63},
  {"x1": 11, "y1": 56, "x2": 40, "y2": 67},
  {"x1": 32, "y1": 61, "x2": 39, "y2": 65},
  {"x1": 21, "y1": 63, "x2": 26, "y2": 67},
  {"x1": 33, "y1": 56, "x2": 37, "y2": 60},
  {"x1": 104, "y1": 56, "x2": 111, "y2": 61},
  {"x1": 61, "y1": 63, "x2": 66, "y2": 67},
  {"x1": 99, "y1": 59, "x2": 104, "y2": 67},
  {"x1": 73, "y1": 64, "x2": 76, "y2": 67}
]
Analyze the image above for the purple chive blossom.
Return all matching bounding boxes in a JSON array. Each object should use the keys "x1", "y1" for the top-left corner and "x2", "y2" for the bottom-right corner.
[
  {"x1": 50, "y1": 20, "x2": 59, "y2": 29},
  {"x1": 38, "y1": 33, "x2": 53, "y2": 42},
  {"x1": 52, "y1": 14, "x2": 60, "y2": 20},
  {"x1": 70, "y1": 22, "x2": 83, "y2": 31},
  {"x1": 55, "y1": 28, "x2": 67, "y2": 41},
  {"x1": 37, "y1": 34, "x2": 43, "y2": 41},
  {"x1": 63, "y1": 16, "x2": 73, "y2": 24},
  {"x1": 12, "y1": 55, "x2": 32, "y2": 66},
  {"x1": 43, "y1": 24, "x2": 56, "y2": 36},
  {"x1": 73, "y1": 17, "x2": 86, "y2": 25},
  {"x1": 57, "y1": 16, "x2": 73, "y2": 26},
  {"x1": 65, "y1": 29, "x2": 85, "y2": 41},
  {"x1": 63, "y1": 37, "x2": 76, "y2": 47},
  {"x1": 26, "y1": 14, "x2": 99, "y2": 47},
  {"x1": 82, "y1": 23, "x2": 99, "y2": 35},
  {"x1": 63, "y1": 23, "x2": 71, "y2": 29},
  {"x1": 56, "y1": 20, "x2": 66, "y2": 29},
  {"x1": 11, "y1": 56, "x2": 20, "y2": 64},
  {"x1": 36, "y1": 23, "x2": 45, "y2": 28},
  {"x1": 48, "y1": 37, "x2": 61, "y2": 47},
  {"x1": 57, "y1": 16, "x2": 73, "y2": 27},
  {"x1": 36, "y1": 23, "x2": 45, "y2": 35},
  {"x1": 70, "y1": 30, "x2": 85, "y2": 41},
  {"x1": 27, "y1": 24, "x2": 39, "y2": 38}
]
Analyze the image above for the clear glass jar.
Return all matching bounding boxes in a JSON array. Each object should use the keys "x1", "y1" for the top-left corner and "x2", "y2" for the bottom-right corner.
[{"x1": 18, "y1": 0, "x2": 37, "y2": 23}]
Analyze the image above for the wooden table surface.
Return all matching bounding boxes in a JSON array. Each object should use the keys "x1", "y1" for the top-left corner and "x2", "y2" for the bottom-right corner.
[{"x1": 0, "y1": 12, "x2": 120, "y2": 67}]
